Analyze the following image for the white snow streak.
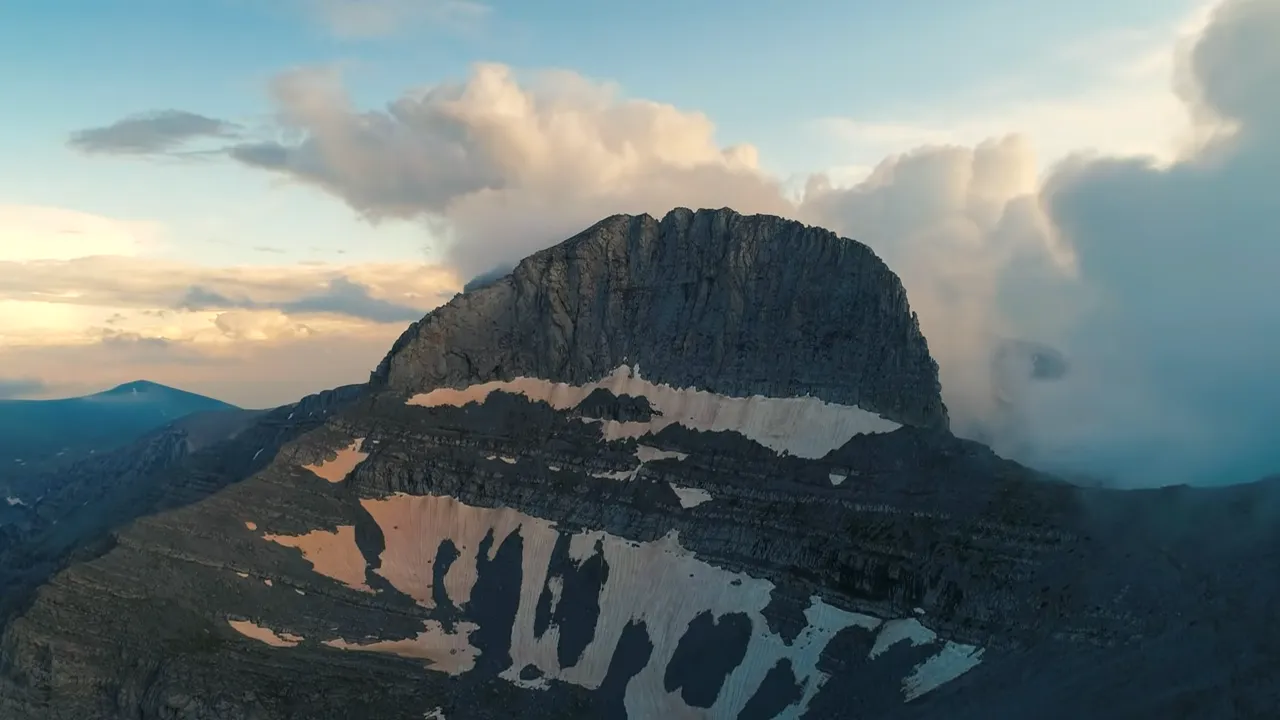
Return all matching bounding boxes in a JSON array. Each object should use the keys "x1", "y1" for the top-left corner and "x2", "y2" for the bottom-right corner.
[
  {"x1": 408, "y1": 365, "x2": 898, "y2": 458},
  {"x1": 301, "y1": 439, "x2": 368, "y2": 483},
  {"x1": 227, "y1": 619, "x2": 303, "y2": 648},
  {"x1": 668, "y1": 483, "x2": 713, "y2": 508}
]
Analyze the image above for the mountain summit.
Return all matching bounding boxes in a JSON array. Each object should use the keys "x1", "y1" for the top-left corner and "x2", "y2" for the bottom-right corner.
[
  {"x1": 0, "y1": 380, "x2": 237, "y2": 471},
  {"x1": 374, "y1": 207, "x2": 947, "y2": 430},
  {"x1": 1, "y1": 209, "x2": 1276, "y2": 719}
]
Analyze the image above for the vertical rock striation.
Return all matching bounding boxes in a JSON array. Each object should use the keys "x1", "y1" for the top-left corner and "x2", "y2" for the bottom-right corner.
[{"x1": 373, "y1": 207, "x2": 947, "y2": 429}]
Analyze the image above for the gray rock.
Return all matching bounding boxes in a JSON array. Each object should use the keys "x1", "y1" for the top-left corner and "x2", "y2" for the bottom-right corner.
[{"x1": 373, "y1": 207, "x2": 947, "y2": 430}]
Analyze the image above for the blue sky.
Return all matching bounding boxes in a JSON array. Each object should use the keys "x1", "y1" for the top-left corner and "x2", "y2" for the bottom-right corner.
[
  {"x1": 4, "y1": 0, "x2": 1276, "y2": 487},
  {"x1": 0, "y1": 0, "x2": 1201, "y2": 268},
  {"x1": 4, "y1": 0, "x2": 1201, "y2": 166}
]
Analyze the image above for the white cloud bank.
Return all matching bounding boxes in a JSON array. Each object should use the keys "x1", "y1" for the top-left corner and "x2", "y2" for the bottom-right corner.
[{"x1": 60, "y1": 0, "x2": 1280, "y2": 485}]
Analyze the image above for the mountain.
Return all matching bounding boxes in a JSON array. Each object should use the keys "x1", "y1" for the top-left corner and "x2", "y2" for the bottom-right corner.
[
  {"x1": 0, "y1": 381, "x2": 239, "y2": 473},
  {"x1": 1, "y1": 208, "x2": 1277, "y2": 719},
  {"x1": 0, "y1": 402, "x2": 276, "y2": 624}
]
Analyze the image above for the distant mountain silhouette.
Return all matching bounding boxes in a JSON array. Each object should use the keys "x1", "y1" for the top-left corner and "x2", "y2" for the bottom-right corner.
[{"x1": 0, "y1": 381, "x2": 238, "y2": 471}]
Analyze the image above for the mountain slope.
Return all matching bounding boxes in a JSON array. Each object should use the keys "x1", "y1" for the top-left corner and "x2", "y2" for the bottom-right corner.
[
  {"x1": 0, "y1": 389, "x2": 356, "y2": 627},
  {"x1": 1, "y1": 208, "x2": 1276, "y2": 719},
  {"x1": 0, "y1": 381, "x2": 238, "y2": 472}
]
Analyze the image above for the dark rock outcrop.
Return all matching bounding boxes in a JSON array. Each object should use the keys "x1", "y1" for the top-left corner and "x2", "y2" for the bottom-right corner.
[{"x1": 372, "y1": 208, "x2": 947, "y2": 430}]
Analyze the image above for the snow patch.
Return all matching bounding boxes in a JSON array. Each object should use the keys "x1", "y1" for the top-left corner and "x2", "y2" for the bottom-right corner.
[
  {"x1": 325, "y1": 619, "x2": 480, "y2": 675},
  {"x1": 261, "y1": 526, "x2": 374, "y2": 593},
  {"x1": 904, "y1": 642, "x2": 985, "y2": 701},
  {"x1": 352, "y1": 493, "x2": 970, "y2": 715},
  {"x1": 829, "y1": 473, "x2": 847, "y2": 486},
  {"x1": 408, "y1": 365, "x2": 899, "y2": 458},
  {"x1": 591, "y1": 445, "x2": 686, "y2": 482},
  {"x1": 228, "y1": 619, "x2": 303, "y2": 648},
  {"x1": 636, "y1": 445, "x2": 688, "y2": 463},
  {"x1": 5, "y1": 496, "x2": 23, "y2": 506},
  {"x1": 591, "y1": 469, "x2": 636, "y2": 481},
  {"x1": 301, "y1": 439, "x2": 368, "y2": 483},
  {"x1": 266, "y1": 492, "x2": 984, "y2": 711},
  {"x1": 668, "y1": 483, "x2": 713, "y2": 508},
  {"x1": 869, "y1": 618, "x2": 937, "y2": 659}
]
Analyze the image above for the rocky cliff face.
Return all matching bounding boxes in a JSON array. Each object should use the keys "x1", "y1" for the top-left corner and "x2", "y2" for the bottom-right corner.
[
  {"x1": 0, "y1": 209, "x2": 1277, "y2": 719},
  {"x1": 373, "y1": 208, "x2": 947, "y2": 430}
]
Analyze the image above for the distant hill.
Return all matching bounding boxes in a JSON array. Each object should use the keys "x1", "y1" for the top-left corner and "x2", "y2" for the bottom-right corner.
[{"x1": 0, "y1": 381, "x2": 238, "y2": 472}]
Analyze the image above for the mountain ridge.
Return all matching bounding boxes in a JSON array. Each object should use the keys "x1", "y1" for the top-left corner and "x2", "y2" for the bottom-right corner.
[{"x1": 0, "y1": 380, "x2": 238, "y2": 474}]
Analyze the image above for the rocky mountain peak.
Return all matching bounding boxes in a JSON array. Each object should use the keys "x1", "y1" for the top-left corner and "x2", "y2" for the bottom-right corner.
[{"x1": 374, "y1": 207, "x2": 947, "y2": 430}]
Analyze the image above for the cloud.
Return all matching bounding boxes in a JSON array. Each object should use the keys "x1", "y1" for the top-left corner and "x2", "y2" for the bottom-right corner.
[
  {"x1": 178, "y1": 276, "x2": 425, "y2": 323},
  {"x1": 0, "y1": 252, "x2": 458, "y2": 407},
  {"x1": 226, "y1": 63, "x2": 791, "y2": 277},
  {"x1": 0, "y1": 253, "x2": 459, "y2": 411},
  {"x1": 462, "y1": 264, "x2": 511, "y2": 292},
  {"x1": 799, "y1": 0, "x2": 1279, "y2": 487},
  {"x1": 71, "y1": 0, "x2": 1279, "y2": 486},
  {"x1": 211, "y1": 310, "x2": 315, "y2": 342},
  {"x1": 0, "y1": 327, "x2": 399, "y2": 408},
  {"x1": 68, "y1": 110, "x2": 241, "y2": 156},
  {"x1": 796, "y1": 136, "x2": 1079, "y2": 462},
  {"x1": 306, "y1": 0, "x2": 491, "y2": 38},
  {"x1": 1023, "y1": 0, "x2": 1280, "y2": 486},
  {"x1": 0, "y1": 377, "x2": 48, "y2": 400},
  {"x1": 0, "y1": 256, "x2": 457, "y2": 328}
]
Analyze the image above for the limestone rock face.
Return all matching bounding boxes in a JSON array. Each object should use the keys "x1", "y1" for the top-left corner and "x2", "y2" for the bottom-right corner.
[
  {"x1": 1, "y1": 209, "x2": 1277, "y2": 720},
  {"x1": 373, "y1": 207, "x2": 948, "y2": 430}
]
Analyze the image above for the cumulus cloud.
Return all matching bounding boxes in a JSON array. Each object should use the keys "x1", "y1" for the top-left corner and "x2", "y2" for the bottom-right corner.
[
  {"x1": 68, "y1": 110, "x2": 240, "y2": 156},
  {"x1": 227, "y1": 63, "x2": 790, "y2": 276},
  {"x1": 797, "y1": 136, "x2": 1079, "y2": 458},
  {"x1": 70, "y1": 0, "x2": 1279, "y2": 486},
  {"x1": 1024, "y1": 0, "x2": 1280, "y2": 486}
]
